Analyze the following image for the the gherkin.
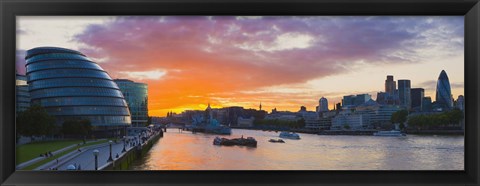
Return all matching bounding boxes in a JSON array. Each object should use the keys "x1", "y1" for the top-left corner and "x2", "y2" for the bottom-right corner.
[{"x1": 435, "y1": 70, "x2": 453, "y2": 110}]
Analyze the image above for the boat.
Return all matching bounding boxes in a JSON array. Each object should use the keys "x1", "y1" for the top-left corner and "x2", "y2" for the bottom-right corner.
[
  {"x1": 213, "y1": 137, "x2": 257, "y2": 147},
  {"x1": 279, "y1": 131, "x2": 300, "y2": 139},
  {"x1": 373, "y1": 130, "x2": 406, "y2": 137},
  {"x1": 268, "y1": 139, "x2": 285, "y2": 143}
]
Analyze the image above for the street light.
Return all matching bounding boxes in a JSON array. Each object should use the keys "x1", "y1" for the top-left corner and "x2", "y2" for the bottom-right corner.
[
  {"x1": 93, "y1": 149, "x2": 99, "y2": 170},
  {"x1": 107, "y1": 140, "x2": 113, "y2": 162},
  {"x1": 122, "y1": 136, "x2": 126, "y2": 153}
]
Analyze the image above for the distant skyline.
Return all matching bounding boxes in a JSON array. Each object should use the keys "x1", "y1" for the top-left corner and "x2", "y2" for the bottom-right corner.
[{"x1": 16, "y1": 16, "x2": 465, "y2": 116}]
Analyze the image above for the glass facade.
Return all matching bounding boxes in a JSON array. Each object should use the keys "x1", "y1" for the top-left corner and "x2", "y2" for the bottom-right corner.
[
  {"x1": 398, "y1": 80, "x2": 411, "y2": 110},
  {"x1": 410, "y1": 88, "x2": 424, "y2": 112},
  {"x1": 114, "y1": 79, "x2": 148, "y2": 126},
  {"x1": 25, "y1": 47, "x2": 131, "y2": 127},
  {"x1": 16, "y1": 74, "x2": 30, "y2": 114},
  {"x1": 435, "y1": 70, "x2": 453, "y2": 110}
]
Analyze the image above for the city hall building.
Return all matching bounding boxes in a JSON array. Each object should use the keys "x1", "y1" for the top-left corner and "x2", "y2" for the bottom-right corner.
[{"x1": 25, "y1": 47, "x2": 132, "y2": 137}]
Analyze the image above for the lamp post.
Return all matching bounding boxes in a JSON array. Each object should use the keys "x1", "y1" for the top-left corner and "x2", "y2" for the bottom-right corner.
[
  {"x1": 93, "y1": 149, "x2": 99, "y2": 170},
  {"x1": 107, "y1": 140, "x2": 113, "y2": 162},
  {"x1": 122, "y1": 136, "x2": 126, "y2": 153}
]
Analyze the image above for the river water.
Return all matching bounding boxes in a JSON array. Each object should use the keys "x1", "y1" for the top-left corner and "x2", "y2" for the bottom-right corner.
[{"x1": 130, "y1": 129, "x2": 464, "y2": 170}]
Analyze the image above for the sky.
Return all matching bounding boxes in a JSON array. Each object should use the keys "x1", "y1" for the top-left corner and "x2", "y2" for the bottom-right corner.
[{"x1": 16, "y1": 16, "x2": 465, "y2": 117}]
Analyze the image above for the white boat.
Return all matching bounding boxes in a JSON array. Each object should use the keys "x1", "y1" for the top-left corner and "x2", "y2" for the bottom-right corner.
[
  {"x1": 279, "y1": 131, "x2": 300, "y2": 139},
  {"x1": 373, "y1": 130, "x2": 406, "y2": 137}
]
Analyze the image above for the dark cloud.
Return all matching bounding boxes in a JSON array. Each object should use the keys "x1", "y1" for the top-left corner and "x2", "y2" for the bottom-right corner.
[{"x1": 71, "y1": 16, "x2": 463, "y2": 114}]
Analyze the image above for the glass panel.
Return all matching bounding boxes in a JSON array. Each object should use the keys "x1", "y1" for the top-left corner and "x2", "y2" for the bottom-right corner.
[
  {"x1": 30, "y1": 87, "x2": 124, "y2": 99},
  {"x1": 26, "y1": 53, "x2": 92, "y2": 64},
  {"x1": 26, "y1": 60, "x2": 103, "y2": 72},
  {"x1": 29, "y1": 78, "x2": 119, "y2": 91},
  {"x1": 28, "y1": 69, "x2": 111, "y2": 82},
  {"x1": 45, "y1": 106, "x2": 130, "y2": 116}
]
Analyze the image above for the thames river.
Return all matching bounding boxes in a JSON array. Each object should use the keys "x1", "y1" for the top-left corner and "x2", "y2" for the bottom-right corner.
[{"x1": 130, "y1": 129, "x2": 464, "y2": 170}]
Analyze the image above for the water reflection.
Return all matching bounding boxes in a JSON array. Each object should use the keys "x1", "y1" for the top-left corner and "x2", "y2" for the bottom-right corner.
[{"x1": 131, "y1": 129, "x2": 464, "y2": 170}]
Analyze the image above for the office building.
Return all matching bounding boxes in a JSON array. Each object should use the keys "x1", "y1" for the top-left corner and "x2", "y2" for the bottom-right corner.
[
  {"x1": 385, "y1": 75, "x2": 396, "y2": 94},
  {"x1": 398, "y1": 79, "x2": 411, "y2": 109},
  {"x1": 435, "y1": 70, "x2": 453, "y2": 110},
  {"x1": 303, "y1": 111, "x2": 321, "y2": 130},
  {"x1": 342, "y1": 94, "x2": 371, "y2": 107},
  {"x1": 410, "y1": 88, "x2": 424, "y2": 112},
  {"x1": 318, "y1": 97, "x2": 329, "y2": 112},
  {"x1": 25, "y1": 47, "x2": 131, "y2": 136},
  {"x1": 114, "y1": 79, "x2": 149, "y2": 127},
  {"x1": 422, "y1": 97, "x2": 432, "y2": 112},
  {"x1": 456, "y1": 95, "x2": 464, "y2": 111}
]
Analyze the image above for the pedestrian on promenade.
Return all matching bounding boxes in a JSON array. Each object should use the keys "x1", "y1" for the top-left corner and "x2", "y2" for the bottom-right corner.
[{"x1": 56, "y1": 159, "x2": 59, "y2": 164}]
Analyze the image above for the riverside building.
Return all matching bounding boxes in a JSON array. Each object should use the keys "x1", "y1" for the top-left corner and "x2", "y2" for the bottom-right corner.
[
  {"x1": 25, "y1": 47, "x2": 131, "y2": 137},
  {"x1": 114, "y1": 79, "x2": 149, "y2": 127}
]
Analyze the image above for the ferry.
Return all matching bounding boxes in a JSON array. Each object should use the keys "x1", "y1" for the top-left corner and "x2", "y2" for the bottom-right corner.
[
  {"x1": 279, "y1": 131, "x2": 301, "y2": 139},
  {"x1": 373, "y1": 130, "x2": 406, "y2": 137}
]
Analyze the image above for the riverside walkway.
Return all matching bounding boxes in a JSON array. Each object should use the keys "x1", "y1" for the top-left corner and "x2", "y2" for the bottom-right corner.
[
  {"x1": 53, "y1": 141, "x2": 131, "y2": 170},
  {"x1": 38, "y1": 130, "x2": 163, "y2": 170},
  {"x1": 16, "y1": 139, "x2": 106, "y2": 170}
]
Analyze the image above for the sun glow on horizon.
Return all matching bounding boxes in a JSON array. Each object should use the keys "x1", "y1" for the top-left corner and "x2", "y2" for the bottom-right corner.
[{"x1": 16, "y1": 16, "x2": 465, "y2": 118}]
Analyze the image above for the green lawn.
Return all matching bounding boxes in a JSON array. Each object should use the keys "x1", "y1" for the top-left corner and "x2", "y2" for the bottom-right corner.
[
  {"x1": 21, "y1": 139, "x2": 109, "y2": 170},
  {"x1": 16, "y1": 140, "x2": 84, "y2": 165}
]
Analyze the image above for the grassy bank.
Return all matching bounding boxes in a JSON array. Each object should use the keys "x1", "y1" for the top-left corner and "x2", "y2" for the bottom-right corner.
[
  {"x1": 21, "y1": 139, "x2": 110, "y2": 170},
  {"x1": 16, "y1": 140, "x2": 83, "y2": 165}
]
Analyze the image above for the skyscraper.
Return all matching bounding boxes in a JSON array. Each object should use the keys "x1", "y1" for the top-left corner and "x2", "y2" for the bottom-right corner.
[
  {"x1": 456, "y1": 95, "x2": 464, "y2": 111},
  {"x1": 114, "y1": 79, "x2": 149, "y2": 127},
  {"x1": 25, "y1": 47, "x2": 131, "y2": 136},
  {"x1": 398, "y1": 80, "x2": 411, "y2": 109},
  {"x1": 422, "y1": 97, "x2": 432, "y2": 112},
  {"x1": 319, "y1": 97, "x2": 329, "y2": 112},
  {"x1": 385, "y1": 75, "x2": 396, "y2": 95},
  {"x1": 435, "y1": 70, "x2": 453, "y2": 110},
  {"x1": 410, "y1": 88, "x2": 424, "y2": 112}
]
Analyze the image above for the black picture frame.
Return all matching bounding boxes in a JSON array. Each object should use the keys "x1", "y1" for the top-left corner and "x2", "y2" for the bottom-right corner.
[{"x1": 1, "y1": 0, "x2": 479, "y2": 185}]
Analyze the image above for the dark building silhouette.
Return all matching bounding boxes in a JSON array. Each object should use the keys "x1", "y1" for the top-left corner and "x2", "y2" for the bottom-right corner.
[
  {"x1": 435, "y1": 70, "x2": 453, "y2": 110},
  {"x1": 385, "y1": 75, "x2": 396, "y2": 95},
  {"x1": 398, "y1": 80, "x2": 411, "y2": 109},
  {"x1": 411, "y1": 88, "x2": 424, "y2": 112}
]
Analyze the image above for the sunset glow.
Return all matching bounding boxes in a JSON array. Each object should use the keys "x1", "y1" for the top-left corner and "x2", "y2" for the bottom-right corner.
[{"x1": 16, "y1": 16, "x2": 464, "y2": 116}]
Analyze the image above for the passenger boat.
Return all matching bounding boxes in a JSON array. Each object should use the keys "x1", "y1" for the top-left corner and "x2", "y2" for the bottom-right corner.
[
  {"x1": 373, "y1": 130, "x2": 406, "y2": 137},
  {"x1": 268, "y1": 139, "x2": 285, "y2": 143},
  {"x1": 279, "y1": 131, "x2": 300, "y2": 139}
]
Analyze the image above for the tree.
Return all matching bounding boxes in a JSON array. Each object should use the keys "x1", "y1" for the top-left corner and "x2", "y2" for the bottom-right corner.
[
  {"x1": 391, "y1": 110, "x2": 408, "y2": 125},
  {"x1": 16, "y1": 104, "x2": 56, "y2": 137},
  {"x1": 61, "y1": 119, "x2": 92, "y2": 138}
]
